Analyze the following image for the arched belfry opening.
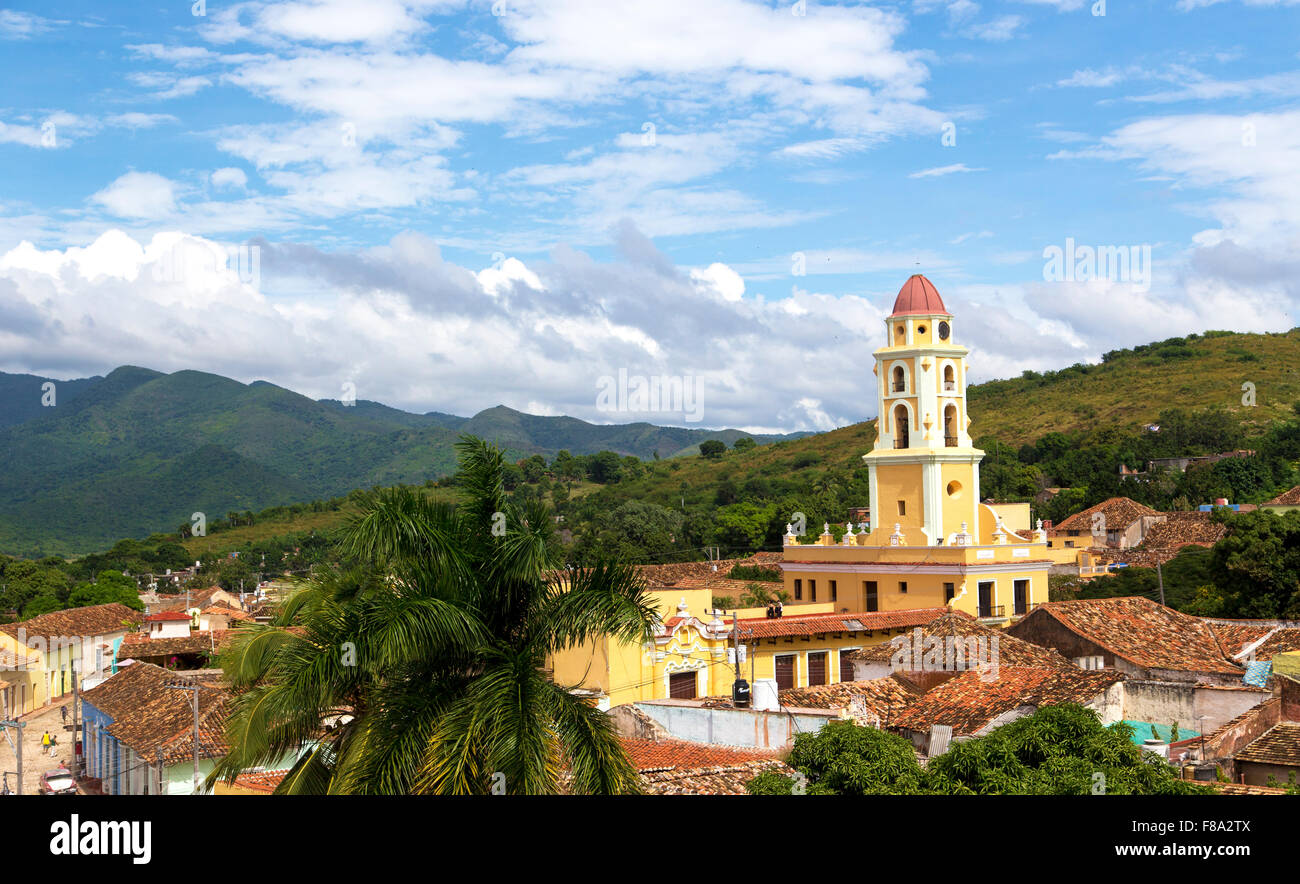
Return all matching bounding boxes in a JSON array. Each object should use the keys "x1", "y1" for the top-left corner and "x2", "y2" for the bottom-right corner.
[
  {"x1": 894, "y1": 404, "x2": 910, "y2": 449},
  {"x1": 944, "y1": 404, "x2": 958, "y2": 447},
  {"x1": 892, "y1": 365, "x2": 906, "y2": 393},
  {"x1": 943, "y1": 364, "x2": 955, "y2": 392}
]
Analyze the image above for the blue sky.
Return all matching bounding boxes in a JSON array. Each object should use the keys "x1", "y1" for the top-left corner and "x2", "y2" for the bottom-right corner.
[{"x1": 1, "y1": 0, "x2": 1298, "y2": 432}]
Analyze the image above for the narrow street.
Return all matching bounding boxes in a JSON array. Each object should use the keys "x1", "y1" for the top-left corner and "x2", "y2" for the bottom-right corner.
[{"x1": 0, "y1": 701, "x2": 78, "y2": 795}]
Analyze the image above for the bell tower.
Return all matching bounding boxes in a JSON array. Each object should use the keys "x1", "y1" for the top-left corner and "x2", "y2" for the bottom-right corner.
[{"x1": 863, "y1": 275, "x2": 983, "y2": 546}]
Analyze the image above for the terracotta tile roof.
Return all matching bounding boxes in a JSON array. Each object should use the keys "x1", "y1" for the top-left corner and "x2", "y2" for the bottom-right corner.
[
  {"x1": 847, "y1": 613, "x2": 1072, "y2": 668},
  {"x1": 144, "y1": 611, "x2": 192, "y2": 623},
  {"x1": 621, "y1": 738, "x2": 792, "y2": 795},
  {"x1": 119, "y1": 631, "x2": 228, "y2": 660},
  {"x1": 1263, "y1": 485, "x2": 1300, "y2": 506},
  {"x1": 639, "y1": 759, "x2": 795, "y2": 795},
  {"x1": 0, "y1": 603, "x2": 142, "y2": 641},
  {"x1": 779, "y1": 675, "x2": 921, "y2": 726},
  {"x1": 202, "y1": 603, "x2": 256, "y2": 622},
  {"x1": 890, "y1": 666, "x2": 1125, "y2": 737},
  {"x1": 1054, "y1": 497, "x2": 1160, "y2": 534},
  {"x1": 79, "y1": 662, "x2": 230, "y2": 764},
  {"x1": 637, "y1": 552, "x2": 783, "y2": 587},
  {"x1": 1208, "y1": 622, "x2": 1300, "y2": 663},
  {"x1": 152, "y1": 587, "x2": 228, "y2": 613},
  {"x1": 1137, "y1": 512, "x2": 1226, "y2": 550},
  {"x1": 623, "y1": 738, "x2": 782, "y2": 771},
  {"x1": 736, "y1": 606, "x2": 951, "y2": 640},
  {"x1": 1234, "y1": 723, "x2": 1300, "y2": 768},
  {"x1": 230, "y1": 769, "x2": 288, "y2": 793},
  {"x1": 1018, "y1": 596, "x2": 1243, "y2": 675}
]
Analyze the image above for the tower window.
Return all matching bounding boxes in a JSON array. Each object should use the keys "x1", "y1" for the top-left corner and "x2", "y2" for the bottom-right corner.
[
  {"x1": 892, "y1": 365, "x2": 906, "y2": 393},
  {"x1": 897, "y1": 500, "x2": 906, "y2": 516},
  {"x1": 899, "y1": 581, "x2": 908, "y2": 594},
  {"x1": 943, "y1": 364, "x2": 955, "y2": 392},
  {"x1": 893, "y1": 405, "x2": 910, "y2": 448},
  {"x1": 938, "y1": 321, "x2": 950, "y2": 340},
  {"x1": 917, "y1": 325, "x2": 926, "y2": 335},
  {"x1": 944, "y1": 404, "x2": 958, "y2": 447}
]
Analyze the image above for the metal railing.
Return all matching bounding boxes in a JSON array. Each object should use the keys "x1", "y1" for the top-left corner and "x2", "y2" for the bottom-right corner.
[{"x1": 978, "y1": 605, "x2": 1005, "y2": 619}]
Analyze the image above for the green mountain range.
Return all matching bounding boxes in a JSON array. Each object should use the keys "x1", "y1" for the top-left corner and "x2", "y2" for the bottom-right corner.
[{"x1": 0, "y1": 366, "x2": 804, "y2": 556}]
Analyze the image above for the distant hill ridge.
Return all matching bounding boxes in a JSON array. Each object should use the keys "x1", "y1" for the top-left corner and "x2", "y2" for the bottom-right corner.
[{"x1": 0, "y1": 365, "x2": 804, "y2": 555}]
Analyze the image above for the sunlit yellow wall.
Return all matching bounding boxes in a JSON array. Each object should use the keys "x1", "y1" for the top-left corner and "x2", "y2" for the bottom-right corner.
[
  {"x1": 986, "y1": 502, "x2": 1031, "y2": 533},
  {"x1": 779, "y1": 568, "x2": 1045, "y2": 619},
  {"x1": 0, "y1": 633, "x2": 46, "y2": 715},
  {"x1": 873, "y1": 463, "x2": 924, "y2": 532},
  {"x1": 940, "y1": 461, "x2": 981, "y2": 534},
  {"x1": 547, "y1": 587, "x2": 912, "y2": 705}
]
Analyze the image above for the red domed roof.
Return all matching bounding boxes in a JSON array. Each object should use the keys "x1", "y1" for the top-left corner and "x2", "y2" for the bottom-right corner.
[{"x1": 890, "y1": 274, "x2": 948, "y2": 316}]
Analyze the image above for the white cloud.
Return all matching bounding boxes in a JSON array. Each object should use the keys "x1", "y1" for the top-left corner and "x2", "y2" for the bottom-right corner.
[
  {"x1": 909, "y1": 163, "x2": 986, "y2": 178},
  {"x1": 1057, "y1": 67, "x2": 1127, "y2": 88},
  {"x1": 91, "y1": 173, "x2": 179, "y2": 219},
  {"x1": 211, "y1": 167, "x2": 250, "y2": 190},
  {"x1": 690, "y1": 263, "x2": 745, "y2": 302},
  {"x1": 0, "y1": 10, "x2": 57, "y2": 39}
]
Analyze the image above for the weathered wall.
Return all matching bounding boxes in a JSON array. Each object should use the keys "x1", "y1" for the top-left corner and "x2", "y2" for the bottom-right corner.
[
  {"x1": 633, "y1": 699, "x2": 837, "y2": 748},
  {"x1": 1122, "y1": 680, "x2": 1267, "y2": 734}
]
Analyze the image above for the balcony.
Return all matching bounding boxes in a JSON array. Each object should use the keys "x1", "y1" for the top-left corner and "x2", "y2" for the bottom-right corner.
[{"x1": 977, "y1": 604, "x2": 1005, "y2": 620}]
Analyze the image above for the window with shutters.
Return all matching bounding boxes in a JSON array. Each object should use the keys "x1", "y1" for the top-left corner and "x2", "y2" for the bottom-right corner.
[
  {"x1": 794, "y1": 579, "x2": 802, "y2": 601},
  {"x1": 807, "y1": 651, "x2": 828, "y2": 686},
  {"x1": 668, "y1": 670, "x2": 697, "y2": 699},
  {"x1": 809, "y1": 579, "x2": 816, "y2": 601},
  {"x1": 774, "y1": 655, "x2": 796, "y2": 691},
  {"x1": 830, "y1": 580, "x2": 837, "y2": 603},
  {"x1": 944, "y1": 582, "x2": 955, "y2": 603},
  {"x1": 864, "y1": 581, "x2": 878, "y2": 612},
  {"x1": 839, "y1": 650, "x2": 855, "y2": 683}
]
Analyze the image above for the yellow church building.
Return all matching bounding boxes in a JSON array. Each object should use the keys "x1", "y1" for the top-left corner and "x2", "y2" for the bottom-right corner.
[
  {"x1": 780, "y1": 274, "x2": 1051, "y2": 622},
  {"x1": 549, "y1": 275, "x2": 1050, "y2": 706}
]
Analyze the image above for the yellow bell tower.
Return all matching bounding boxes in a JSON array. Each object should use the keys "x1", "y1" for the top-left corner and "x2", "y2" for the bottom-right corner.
[{"x1": 863, "y1": 275, "x2": 983, "y2": 546}]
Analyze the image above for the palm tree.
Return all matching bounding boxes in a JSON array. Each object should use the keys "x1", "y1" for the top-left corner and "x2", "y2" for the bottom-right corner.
[{"x1": 211, "y1": 437, "x2": 659, "y2": 795}]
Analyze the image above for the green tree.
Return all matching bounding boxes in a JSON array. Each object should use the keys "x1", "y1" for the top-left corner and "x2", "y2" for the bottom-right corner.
[
  {"x1": 699, "y1": 440, "x2": 726, "y2": 459},
  {"x1": 211, "y1": 437, "x2": 658, "y2": 795},
  {"x1": 1205, "y1": 510, "x2": 1300, "y2": 618}
]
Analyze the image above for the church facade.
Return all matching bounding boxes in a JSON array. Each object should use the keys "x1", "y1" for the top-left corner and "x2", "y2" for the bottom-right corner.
[{"x1": 780, "y1": 275, "x2": 1051, "y2": 624}]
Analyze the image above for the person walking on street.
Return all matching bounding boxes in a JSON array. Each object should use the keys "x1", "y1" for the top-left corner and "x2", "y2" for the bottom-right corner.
[
  {"x1": 60, "y1": 705, "x2": 68, "y2": 725},
  {"x1": 41, "y1": 730, "x2": 52, "y2": 757}
]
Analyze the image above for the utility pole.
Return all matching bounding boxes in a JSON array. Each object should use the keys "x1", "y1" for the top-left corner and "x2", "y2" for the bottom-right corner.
[
  {"x1": 71, "y1": 662, "x2": 80, "y2": 778},
  {"x1": 1, "y1": 719, "x2": 25, "y2": 795},
  {"x1": 156, "y1": 748, "x2": 165, "y2": 796},
  {"x1": 1156, "y1": 561, "x2": 1166, "y2": 607},
  {"x1": 191, "y1": 684, "x2": 199, "y2": 792},
  {"x1": 163, "y1": 677, "x2": 205, "y2": 794}
]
